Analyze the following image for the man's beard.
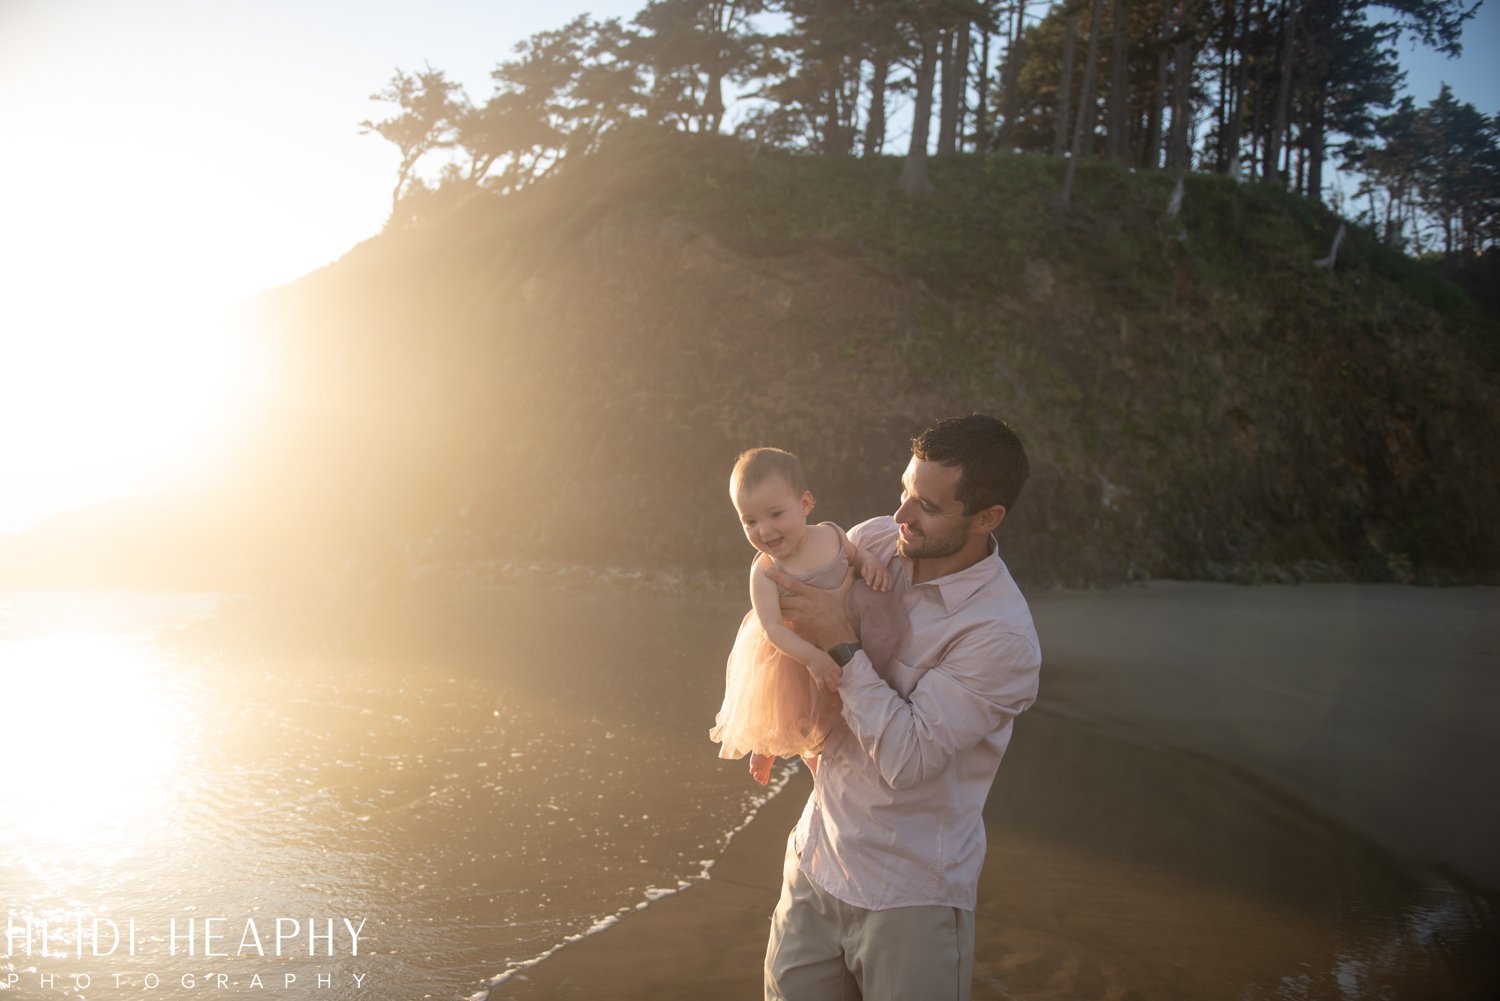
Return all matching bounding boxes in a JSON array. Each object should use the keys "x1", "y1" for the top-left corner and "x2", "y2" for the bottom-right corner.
[{"x1": 896, "y1": 517, "x2": 971, "y2": 560}]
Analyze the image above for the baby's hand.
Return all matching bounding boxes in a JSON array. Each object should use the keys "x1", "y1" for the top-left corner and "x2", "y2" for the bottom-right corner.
[
  {"x1": 749, "y1": 752, "x2": 775, "y2": 785},
  {"x1": 860, "y1": 553, "x2": 893, "y2": 592},
  {"x1": 805, "y1": 651, "x2": 842, "y2": 693}
]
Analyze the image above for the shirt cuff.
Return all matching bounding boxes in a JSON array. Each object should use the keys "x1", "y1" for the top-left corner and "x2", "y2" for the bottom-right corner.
[{"x1": 837, "y1": 649, "x2": 885, "y2": 703}]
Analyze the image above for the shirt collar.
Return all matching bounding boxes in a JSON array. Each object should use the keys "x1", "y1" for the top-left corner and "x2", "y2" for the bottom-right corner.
[{"x1": 898, "y1": 536, "x2": 1001, "y2": 613}]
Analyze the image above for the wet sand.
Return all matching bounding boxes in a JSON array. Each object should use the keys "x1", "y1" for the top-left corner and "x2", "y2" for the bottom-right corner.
[{"x1": 489, "y1": 582, "x2": 1500, "y2": 1001}]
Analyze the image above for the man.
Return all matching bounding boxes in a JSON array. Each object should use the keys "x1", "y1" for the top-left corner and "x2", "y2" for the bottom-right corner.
[{"x1": 763, "y1": 413, "x2": 1041, "y2": 1001}]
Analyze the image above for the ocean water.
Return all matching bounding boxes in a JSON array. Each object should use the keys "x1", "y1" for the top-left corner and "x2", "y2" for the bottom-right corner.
[
  {"x1": 3, "y1": 582, "x2": 1498, "y2": 1001},
  {"x1": 0, "y1": 585, "x2": 778, "y2": 1000}
]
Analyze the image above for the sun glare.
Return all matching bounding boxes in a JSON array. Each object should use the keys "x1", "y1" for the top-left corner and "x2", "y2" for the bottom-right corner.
[
  {"x1": 0, "y1": 286, "x2": 264, "y2": 534},
  {"x1": 0, "y1": 634, "x2": 191, "y2": 851},
  {"x1": 1, "y1": 56, "x2": 291, "y2": 535}
]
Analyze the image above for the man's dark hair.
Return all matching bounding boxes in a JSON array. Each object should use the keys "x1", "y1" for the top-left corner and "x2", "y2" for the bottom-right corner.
[
  {"x1": 731, "y1": 447, "x2": 810, "y2": 496},
  {"x1": 911, "y1": 414, "x2": 1029, "y2": 514}
]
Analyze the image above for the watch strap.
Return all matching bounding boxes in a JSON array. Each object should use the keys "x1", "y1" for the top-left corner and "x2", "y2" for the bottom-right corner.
[{"x1": 827, "y1": 643, "x2": 862, "y2": 667}]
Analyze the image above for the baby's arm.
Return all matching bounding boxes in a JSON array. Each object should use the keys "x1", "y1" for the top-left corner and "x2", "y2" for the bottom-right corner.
[
  {"x1": 749, "y1": 560, "x2": 842, "y2": 692},
  {"x1": 843, "y1": 533, "x2": 893, "y2": 592}
]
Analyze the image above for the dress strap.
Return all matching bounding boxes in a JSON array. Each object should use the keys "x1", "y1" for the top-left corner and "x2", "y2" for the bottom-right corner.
[{"x1": 819, "y1": 521, "x2": 851, "y2": 549}]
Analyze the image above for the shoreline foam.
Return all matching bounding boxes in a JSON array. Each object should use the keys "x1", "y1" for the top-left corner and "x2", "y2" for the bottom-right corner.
[{"x1": 472, "y1": 760, "x2": 803, "y2": 999}]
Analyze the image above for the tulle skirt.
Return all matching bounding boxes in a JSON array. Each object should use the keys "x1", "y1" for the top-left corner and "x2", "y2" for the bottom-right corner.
[{"x1": 709, "y1": 582, "x2": 910, "y2": 760}]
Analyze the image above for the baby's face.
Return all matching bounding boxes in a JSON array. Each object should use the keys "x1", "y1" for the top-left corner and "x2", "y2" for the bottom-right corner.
[{"x1": 732, "y1": 476, "x2": 814, "y2": 560}]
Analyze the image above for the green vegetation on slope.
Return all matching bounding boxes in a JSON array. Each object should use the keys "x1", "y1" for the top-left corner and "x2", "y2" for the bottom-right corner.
[{"x1": 7, "y1": 130, "x2": 1497, "y2": 590}]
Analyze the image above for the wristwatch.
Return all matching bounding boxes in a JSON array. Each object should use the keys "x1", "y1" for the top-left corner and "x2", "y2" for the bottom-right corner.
[{"x1": 826, "y1": 643, "x2": 862, "y2": 667}]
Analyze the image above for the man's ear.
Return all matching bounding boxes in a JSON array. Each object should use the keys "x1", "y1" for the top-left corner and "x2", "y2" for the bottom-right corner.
[{"x1": 974, "y1": 504, "x2": 1007, "y2": 535}]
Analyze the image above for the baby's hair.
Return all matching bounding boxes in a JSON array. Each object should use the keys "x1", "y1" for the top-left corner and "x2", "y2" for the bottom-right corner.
[{"x1": 730, "y1": 447, "x2": 809, "y2": 496}]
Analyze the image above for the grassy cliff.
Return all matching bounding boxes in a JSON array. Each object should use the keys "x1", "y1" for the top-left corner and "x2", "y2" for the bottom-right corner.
[{"x1": 9, "y1": 129, "x2": 1499, "y2": 590}]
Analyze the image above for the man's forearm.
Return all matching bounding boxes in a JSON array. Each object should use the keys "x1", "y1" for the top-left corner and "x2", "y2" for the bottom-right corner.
[{"x1": 838, "y1": 634, "x2": 1040, "y2": 790}]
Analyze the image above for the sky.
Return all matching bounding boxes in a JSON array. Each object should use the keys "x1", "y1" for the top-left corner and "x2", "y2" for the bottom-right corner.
[
  {"x1": 0, "y1": 0, "x2": 645, "y2": 533},
  {"x1": 0, "y1": 0, "x2": 1495, "y2": 533}
]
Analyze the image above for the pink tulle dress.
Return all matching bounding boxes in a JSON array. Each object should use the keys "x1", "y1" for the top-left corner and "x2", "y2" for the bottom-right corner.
[{"x1": 710, "y1": 523, "x2": 910, "y2": 761}]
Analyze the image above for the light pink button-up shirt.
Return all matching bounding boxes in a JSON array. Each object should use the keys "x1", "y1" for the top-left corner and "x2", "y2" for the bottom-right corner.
[{"x1": 793, "y1": 515, "x2": 1042, "y2": 911}]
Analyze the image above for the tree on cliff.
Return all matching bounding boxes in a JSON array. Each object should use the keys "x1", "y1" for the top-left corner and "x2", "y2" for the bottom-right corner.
[
  {"x1": 1346, "y1": 96, "x2": 1425, "y2": 246},
  {"x1": 858, "y1": 0, "x2": 914, "y2": 155},
  {"x1": 897, "y1": 0, "x2": 988, "y2": 194},
  {"x1": 899, "y1": 16, "x2": 941, "y2": 194},
  {"x1": 355, "y1": 0, "x2": 1493, "y2": 240},
  {"x1": 989, "y1": 0, "x2": 1474, "y2": 201},
  {"x1": 1415, "y1": 86, "x2": 1500, "y2": 255},
  {"x1": 1059, "y1": 0, "x2": 1105, "y2": 203},
  {"x1": 760, "y1": 0, "x2": 875, "y2": 155},
  {"x1": 360, "y1": 66, "x2": 465, "y2": 218},
  {"x1": 1347, "y1": 85, "x2": 1500, "y2": 254},
  {"x1": 630, "y1": 0, "x2": 767, "y2": 133},
  {"x1": 473, "y1": 16, "x2": 644, "y2": 191}
]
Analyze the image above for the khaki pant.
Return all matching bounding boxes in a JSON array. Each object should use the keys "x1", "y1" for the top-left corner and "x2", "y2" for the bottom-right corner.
[{"x1": 764, "y1": 834, "x2": 974, "y2": 1001}]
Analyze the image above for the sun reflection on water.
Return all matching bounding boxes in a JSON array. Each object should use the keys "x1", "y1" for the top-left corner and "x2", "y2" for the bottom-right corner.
[{"x1": 1, "y1": 634, "x2": 190, "y2": 850}]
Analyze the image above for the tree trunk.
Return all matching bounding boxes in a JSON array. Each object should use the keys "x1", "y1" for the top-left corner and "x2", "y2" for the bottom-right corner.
[
  {"x1": 974, "y1": 20, "x2": 993, "y2": 151},
  {"x1": 705, "y1": 69, "x2": 726, "y2": 134},
  {"x1": 864, "y1": 53, "x2": 891, "y2": 156},
  {"x1": 1265, "y1": 0, "x2": 1296, "y2": 182},
  {"x1": 1280, "y1": 113, "x2": 1294, "y2": 181},
  {"x1": 996, "y1": 13, "x2": 1027, "y2": 150},
  {"x1": 1165, "y1": 31, "x2": 1193, "y2": 171},
  {"x1": 843, "y1": 63, "x2": 861, "y2": 153},
  {"x1": 822, "y1": 85, "x2": 840, "y2": 154},
  {"x1": 1246, "y1": 0, "x2": 1265, "y2": 174},
  {"x1": 1053, "y1": 4, "x2": 1079, "y2": 156},
  {"x1": 1307, "y1": 83, "x2": 1325, "y2": 200},
  {"x1": 939, "y1": 22, "x2": 970, "y2": 155},
  {"x1": 1215, "y1": 23, "x2": 1229, "y2": 167},
  {"x1": 955, "y1": 22, "x2": 972, "y2": 150},
  {"x1": 1062, "y1": 0, "x2": 1106, "y2": 203},
  {"x1": 1107, "y1": 0, "x2": 1130, "y2": 161},
  {"x1": 1224, "y1": 0, "x2": 1247, "y2": 175},
  {"x1": 389, "y1": 178, "x2": 405, "y2": 221},
  {"x1": 827, "y1": 58, "x2": 860, "y2": 155},
  {"x1": 1144, "y1": 0, "x2": 1173, "y2": 169},
  {"x1": 900, "y1": 26, "x2": 940, "y2": 196},
  {"x1": 938, "y1": 29, "x2": 956, "y2": 154}
]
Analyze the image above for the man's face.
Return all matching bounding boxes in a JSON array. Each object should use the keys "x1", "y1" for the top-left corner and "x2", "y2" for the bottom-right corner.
[{"x1": 893, "y1": 456, "x2": 974, "y2": 560}]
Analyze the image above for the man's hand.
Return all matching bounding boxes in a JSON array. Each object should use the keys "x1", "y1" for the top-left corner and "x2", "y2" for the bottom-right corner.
[{"x1": 765, "y1": 565, "x2": 859, "y2": 650}]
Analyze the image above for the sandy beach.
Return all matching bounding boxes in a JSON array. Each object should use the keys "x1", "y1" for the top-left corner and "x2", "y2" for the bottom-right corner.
[{"x1": 491, "y1": 582, "x2": 1500, "y2": 1001}]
